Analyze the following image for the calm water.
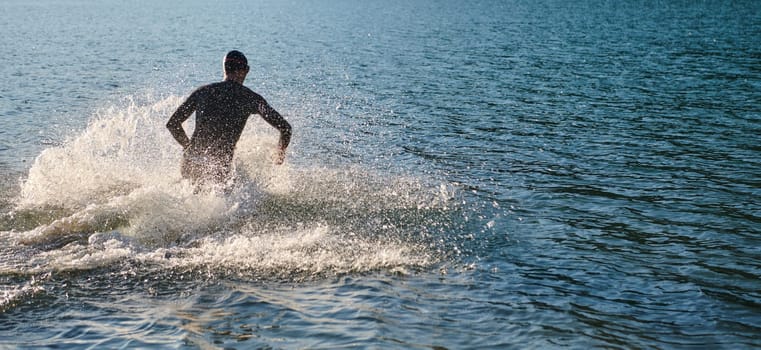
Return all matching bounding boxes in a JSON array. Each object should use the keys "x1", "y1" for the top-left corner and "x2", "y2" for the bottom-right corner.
[{"x1": 2, "y1": 0, "x2": 760, "y2": 348}]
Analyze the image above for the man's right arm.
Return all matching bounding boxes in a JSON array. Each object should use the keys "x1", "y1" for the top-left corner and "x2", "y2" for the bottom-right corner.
[{"x1": 166, "y1": 94, "x2": 196, "y2": 149}]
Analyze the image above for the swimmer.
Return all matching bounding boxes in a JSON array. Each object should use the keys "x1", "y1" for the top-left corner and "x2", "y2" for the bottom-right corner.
[{"x1": 166, "y1": 50, "x2": 292, "y2": 185}]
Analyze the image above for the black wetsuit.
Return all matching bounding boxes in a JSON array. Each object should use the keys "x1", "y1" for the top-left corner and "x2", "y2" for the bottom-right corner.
[{"x1": 166, "y1": 80, "x2": 291, "y2": 184}]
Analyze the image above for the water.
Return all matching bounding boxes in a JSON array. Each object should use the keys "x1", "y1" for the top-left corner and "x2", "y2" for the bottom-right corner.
[{"x1": 2, "y1": 0, "x2": 760, "y2": 348}]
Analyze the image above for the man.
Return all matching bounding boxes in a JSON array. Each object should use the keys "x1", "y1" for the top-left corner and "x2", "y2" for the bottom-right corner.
[{"x1": 166, "y1": 50, "x2": 292, "y2": 185}]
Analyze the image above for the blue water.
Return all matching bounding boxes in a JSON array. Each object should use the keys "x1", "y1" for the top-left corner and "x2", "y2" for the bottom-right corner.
[{"x1": 2, "y1": 0, "x2": 760, "y2": 348}]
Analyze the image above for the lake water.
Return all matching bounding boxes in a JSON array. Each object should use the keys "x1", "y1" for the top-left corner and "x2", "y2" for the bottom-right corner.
[{"x1": 1, "y1": 0, "x2": 760, "y2": 348}]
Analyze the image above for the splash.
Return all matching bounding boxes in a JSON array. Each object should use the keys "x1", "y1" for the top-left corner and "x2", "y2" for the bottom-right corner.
[
  {"x1": 172, "y1": 223, "x2": 435, "y2": 279},
  {"x1": 3, "y1": 94, "x2": 459, "y2": 283},
  {"x1": 0, "y1": 273, "x2": 47, "y2": 313},
  {"x1": 17, "y1": 95, "x2": 185, "y2": 210}
]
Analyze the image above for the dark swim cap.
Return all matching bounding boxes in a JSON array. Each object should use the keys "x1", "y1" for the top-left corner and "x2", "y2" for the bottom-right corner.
[{"x1": 224, "y1": 50, "x2": 248, "y2": 72}]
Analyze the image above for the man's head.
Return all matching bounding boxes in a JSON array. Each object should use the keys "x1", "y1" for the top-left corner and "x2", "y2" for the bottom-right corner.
[
  {"x1": 223, "y1": 50, "x2": 249, "y2": 83},
  {"x1": 224, "y1": 50, "x2": 249, "y2": 73}
]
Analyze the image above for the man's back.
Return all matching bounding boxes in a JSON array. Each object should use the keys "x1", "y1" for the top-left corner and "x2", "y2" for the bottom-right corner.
[{"x1": 185, "y1": 80, "x2": 263, "y2": 161}]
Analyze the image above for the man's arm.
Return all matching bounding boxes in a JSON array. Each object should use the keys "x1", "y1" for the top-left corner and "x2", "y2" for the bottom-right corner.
[
  {"x1": 166, "y1": 95, "x2": 196, "y2": 149},
  {"x1": 258, "y1": 101, "x2": 292, "y2": 164}
]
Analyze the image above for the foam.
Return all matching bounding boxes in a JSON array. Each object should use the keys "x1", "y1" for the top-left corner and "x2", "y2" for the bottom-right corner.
[{"x1": 169, "y1": 223, "x2": 434, "y2": 279}]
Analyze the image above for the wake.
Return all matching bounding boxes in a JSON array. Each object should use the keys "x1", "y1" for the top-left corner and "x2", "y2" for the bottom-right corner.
[{"x1": 2, "y1": 95, "x2": 459, "y2": 282}]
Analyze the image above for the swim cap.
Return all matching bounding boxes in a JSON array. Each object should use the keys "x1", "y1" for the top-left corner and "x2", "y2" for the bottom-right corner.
[{"x1": 224, "y1": 50, "x2": 248, "y2": 72}]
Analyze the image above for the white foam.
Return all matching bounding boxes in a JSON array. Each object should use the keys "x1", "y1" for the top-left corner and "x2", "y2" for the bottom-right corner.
[
  {"x1": 13, "y1": 179, "x2": 238, "y2": 246},
  {"x1": 168, "y1": 223, "x2": 434, "y2": 279}
]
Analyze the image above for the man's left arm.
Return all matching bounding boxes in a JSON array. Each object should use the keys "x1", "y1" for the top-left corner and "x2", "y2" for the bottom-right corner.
[{"x1": 257, "y1": 100, "x2": 292, "y2": 164}]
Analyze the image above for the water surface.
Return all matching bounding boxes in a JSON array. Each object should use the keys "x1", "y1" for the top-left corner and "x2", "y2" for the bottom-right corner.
[{"x1": 1, "y1": 0, "x2": 760, "y2": 348}]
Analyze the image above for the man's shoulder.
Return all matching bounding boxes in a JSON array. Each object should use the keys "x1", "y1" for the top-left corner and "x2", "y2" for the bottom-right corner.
[
  {"x1": 239, "y1": 85, "x2": 267, "y2": 105},
  {"x1": 202, "y1": 81, "x2": 229, "y2": 91},
  {"x1": 211, "y1": 81, "x2": 261, "y2": 96},
  {"x1": 237, "y1": 83, "x2": 261, "y2": 97},
  {"x1": 191, "y1": 81, "x2": 249, "y2": 95},
  {"x1": 191, "y1": 81, "x2": 266, "y2": 106},
  {"x1": 189, "y1": 82, "x2": 219, "y2": 96}
]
